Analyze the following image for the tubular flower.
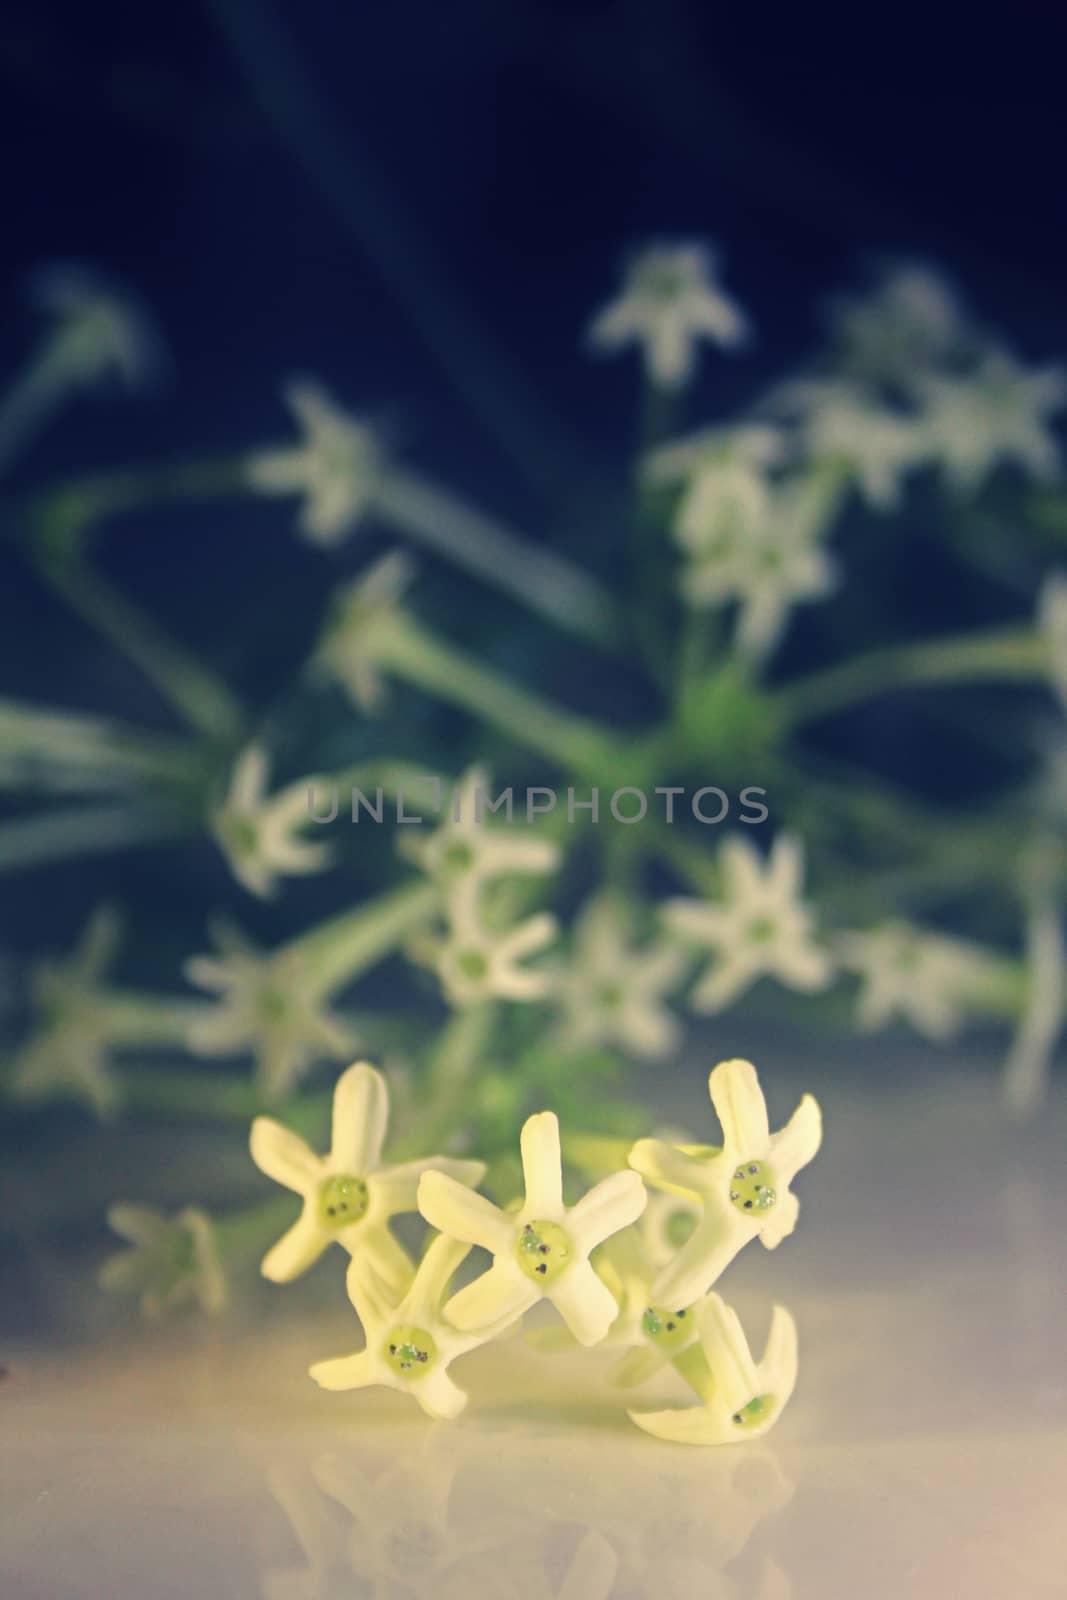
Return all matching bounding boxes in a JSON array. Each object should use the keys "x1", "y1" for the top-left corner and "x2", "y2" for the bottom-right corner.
[
  {"x1": 588, "y1": 242, "x2": 750, "y2": 390},
  {"x1": 400, "y1": 765, "x2": 560, "y2": 890},
  {"x1": 247, "y1": 379, "x2": 385, "y2": 546},
  {"x1": 185, "y1": 920, "x2": 353, "y2": 1100},
  {"x1": 628, "y1": 1058, "x2": 822, "y2": 1310},
  {"x1": 629, "y1": 1293, "x2": 799, "y2": 1446},
  {"x1": 212, "y1": 743, "x2": 333, "y2": 899},
  {"x1": 310, "y1": 1234, "x2": 514, "y2": 1420},
  {"x1": 665, "y1": 834, "x2": 832, "y2": 1012},
  {"x1": 313, "y1": 550, "x2": 416, "y2": 713},
  {"x1": 419, "y1": 1110, "x2": 647, "y2": 1346},
  {"x1": 250, "y1": 1060, "x2": 485, "y2": 1286},
  {"x1": 838, "y1": 919, "x2": 1000, "y2": 1040}
]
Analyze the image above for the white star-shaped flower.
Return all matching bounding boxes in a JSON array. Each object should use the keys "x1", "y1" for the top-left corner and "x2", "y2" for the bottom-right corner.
[
  {"x1": 419, "y1": 1110, "x2": 647, "y2": 1346},
  {"x1": 212, "y1": 744, "x2": 333, "y2": 899},
  {"x1": 185, "y1": 921, "x2": 353, "y2": 1100},
  {"x1": 678, "y1": 479, "x2": 837, "y2": 661},
  {"x1": 628, "y1": 1293, "x2": 799, "y2": 1446},
  {"x1": 588, "y1": 243, "x2": 750, "y2": 391},
  {"x1": 665, "y1": 834, "x2": 832, "y2": 1012},
  {"x1": 917, "y1": 348, "x2": 1065, "y2": 491},
  {"x1": 827, "y1": 262, "x2": 968, "y2": 389},
  {"x1": 9, "y1": 904, "x2": 124, "y2": 1118},
  {"x1": 647, "y1": 424, "x2": 786, "y2": 558},
  {"x1": 629, "y1": 1057, "x2": 822, "y2": 1309},
  {"x1": 773, "y1": 378, "x2": 928, "y2": 509},
  {"x1": 310, "y1": 1233, "x2": 513, "y2": 1420},
  {"x1": 99, "y1": 1203, "x2": 227, "y2": 1319},
  {"x1": 418, "y1": 878, "x2": 559, "y2": 1009},
  {"x1": 400, "y1": 766, "x2": 560, "y2": 890},
  {"x1": 554, "y1": 892, "x2": 686, "y2": 1061},
  {"x1": 585, "y1": 1229, "x2": 703, "y2": 1391},
  {"x1": 838, "y1": 919, "x2": 999, "y2": 1040},
  {"x1": 314, "y1": 549, "x2": 416, "y2": 713},
  {"x1": 250, "y1": 1061, "x2": 485, "y2": 1286},
  {"x1": 247, "y1": 379, "x2": 385, "y2": 546}
]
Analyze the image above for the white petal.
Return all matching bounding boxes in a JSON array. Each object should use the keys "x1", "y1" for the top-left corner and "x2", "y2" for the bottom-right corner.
[
  {"x1": 417, "y1": 1170, "x2": 513, "y2": 1254},
  {"x1": 403, "y1": 1234, "x2": 472, "y2": 1321},
  {"x1": 567, "y1": 1170, "x2": 647, "y2": 1255},
  {"x1": 759, "y1": 1188, "x2": 799, "y2": 1250},
  {"x1": 627, "y1": 1402, "x2": 733, "y2": 1446},
  {"x1": 330, "y1": 1061, "x2": 388, "y2": 1173},
  {"x1": 628, "y1": 1138, "x2": 710, "y2": 1198},
  {"x1": 308, "y1": 1350, "x2": 376, "y2": 1392},
  {"x1": 697, "y1": 1293, "x2": 760, "y2": 1415},
  {"x1": 444, "y1": 1259, "x2": 539, "y2": 1333},
  {"x1": 650, "y1": 1210, "x2": 751, "y2": 1310},
  {"x1": 414, "y1": 1368, "x2": 468, "y2": 1421},
  {"x1": 261, "y1": 1210, "x2": 327, "y2": 1283},
  {"x1": 349, "y1": 1223, "x2": 415, "y2": 1299},
  {"x1": 519, "y1": 1111, "x2": 564, "y2": 1216},
  {"x1": 106, "y1": 1204, "x2": 167, "y2": 1246},
  {"x1": 370, "y1": 1156, "x2": 485, "y2": 1218},
  {"x1": 769, "y1": 1093, "x2": 822, "y2": 1183},
  {"x1": 690, "y1": 953, "x2": 761, "y2": 1012},
  {"x1": 709, "y1": 1058, "x2": 770, "y2": 1155},
  {"x1": 549, "y1": 1260, "x2": 620, "y2": 1346},
  {"x1": 250, "y1": 1117, "x2": 322, "y2": 1193}
]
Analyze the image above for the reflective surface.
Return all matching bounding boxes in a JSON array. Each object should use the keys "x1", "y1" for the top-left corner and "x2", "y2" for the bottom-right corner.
[{"x1": 2, "y1": 1063, "x2": 1066, "y2": 1598}]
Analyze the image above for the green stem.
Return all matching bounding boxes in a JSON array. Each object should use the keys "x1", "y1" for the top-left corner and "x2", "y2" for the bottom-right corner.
[
  {"x1": 377, "y1": 471, "x2": 623, "y2": 648},
  {"x1": 781, "y1": 625, "x2": 1048, "y2": 728},
  {"x1": 288, "y1": 878, "x2": 439, "y2": 999},
  {"x1": 7, "y1": 457, "x2": 248, "y2": 544},
  {"x1": 0, "y1": 803, "x2": 189, "y2": 873},
  {"x1": 0, "y1": 696, "x2": 200, "y2": 794},
  {"x1": 33, "y1": 556, "x2": 244, "y2": 743},
  {"x1": 380, "y1": 616, "x2": 621, "y2": 778}
]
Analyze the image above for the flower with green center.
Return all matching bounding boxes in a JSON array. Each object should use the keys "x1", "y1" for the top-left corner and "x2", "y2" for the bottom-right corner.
[
  {"x1": 647, "y1": 423, "x2": 785, "y2": 555},
  {"x1": 423, "y1": 883, "x2": 559, "y2": 1009},
  {"x1": 588, "y1": 242, "x2": 749, "y2": 391},
  {"x1": 250, "y1": 1061, "x2": 484, "y2": 1286},
  {"x1": 211, "y1": 744, "x2": 333, "y2": 899},
  {"x1": 246, "y1": 379, "x2": 385, "y2": 546},
  {"x1": 772, "y1": 377, "x2": 929, "y2": 510},
  {"x1": 310, "y1": 1233, "x2": 512, "y2": 1419},
  {"x1": 565, "y1": 1228, "x2": 701, "y2": 1390},
  {"x1": 628, "y1": 1057, "x2": 822, "y2": 1311},
  {"x1": 399, "y1": 765, "x2": 561, "y2": 890},
  {"x1": 629, "y1": 1293, "x2": 798, "y2": 1446},
  {"x1": 665, "y1": 835, "x2": 832, "y2": 1013},
  {"x1": 313, "y1": 549, "x2": 416, "y2": 713},
  {"x1": 9, "y1": 905, "x2": 124, "y2": 1118},
  {"x1": 418, "y1": 1110, "x2": 647, "y2": 1346},
  {"x1": 838, "y1": 919, "x2": 1000, "y2": 1040},
  {"x1": 553, "y1": 892, "x2": 687, "y2": 1062},
  {"x1": 185, "y1": 920, "x2": 353, "y2": 1100},
  {"x1": 99, "y1": 1203, "x2": 227, "y2": 1319},
  {"x1": 916, "y1": 347, "x2": 1065, "y2": 491},
  {"x1": 827, "y1": 262, "x2": 968, "y2": 389}
]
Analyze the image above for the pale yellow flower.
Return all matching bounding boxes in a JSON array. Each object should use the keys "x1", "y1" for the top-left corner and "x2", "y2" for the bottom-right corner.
[
  {"x1": 212, "y1": 743, "x2": 333, "y2": 899},
  {"x1": 419, "y1": 1111, "x2": 646, "y2": 1346},
  {"x1": 554, "y1": 891, "x2": 686, "y2": 1061},
  {"x1": 250, "y1": 1060, "x2": 484, "y2": 1286},
  {"x1": 629, "y1": 1293, "x2": 798, "y2": 1446},
  {"x1": 99, "y1": 1203, "x2": 227, "y2": 1319},
  {"x1": 629, "y1": 1057, "x2": 821, "y2": 1309},
  {"x1": 310, "y1": 1234, "x2": 514, "y2": 1420},
  {"x1": 665, "y1": 834, "x2": 832, "y2": 1011}
]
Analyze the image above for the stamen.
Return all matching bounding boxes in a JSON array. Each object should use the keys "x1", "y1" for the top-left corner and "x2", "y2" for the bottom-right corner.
[
  {"x1": 516, "y1": 1219, "x2": 573, "y2": 1286},
  {"x1": 728, "y1": 1159, "x2": 777, "y2": 1218}
]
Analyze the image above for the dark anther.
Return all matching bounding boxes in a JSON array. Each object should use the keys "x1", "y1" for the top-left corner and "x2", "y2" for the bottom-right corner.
[
  {"x1": 677, "y1": 1310, "x2": 686, "y2": 1318},
  {"x1": 538, "y1": 1244, "x2": 548, "y2": 1253},
  {"x1": 667, "y1": 1321, "x2": 675, "y2": 1331},
  {"x1": 327, "y1": 1206, "x2": 336, "y2": 1215},
  {"x1": 389, "y1": 1344, "x2": 396, "y2": 1353},
  {"x1": 744, "y1": 1200, "x2": 753, "y2": 1209},
  {"x1": 537, "y1": 1263, "x2": 547, "y2": 1274}
]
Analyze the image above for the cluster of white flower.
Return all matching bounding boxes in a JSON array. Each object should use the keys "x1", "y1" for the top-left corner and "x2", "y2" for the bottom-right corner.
[{"x1": 180, "y1": 1055, "x2": 820, "y2": 1442}]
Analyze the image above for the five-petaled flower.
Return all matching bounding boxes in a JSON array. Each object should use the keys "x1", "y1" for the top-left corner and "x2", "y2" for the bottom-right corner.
[
  {"x1": 628, "y1": 1057, "x2": 822, "y2": 1310},
  {"x1": 553, "y1": 891, "x2": 686, "y2": 1061},
  {"x1": 212, "y1": 743, "x2": 333, "y2": 899},
  {"x1": 247, "y1": 379, "x2": 385, "y2": 546},
  {"x1": 837, "y1": 919, "x2": 999, "y2": 1040},
  {"x1": 419, "y1": 1110, "x2": 647, "y2": 1346},
  {"x1": 400, "y1": 765, "x2": 560, "y2": 891},
  {"x1": 665, "y1": 834, "x2": 832, "y2": 1012},
  {"x1": 628, "y1": 1292, "x2": 798, "y2": 1446},
  {"x1": 588, "y1": 242, "x2": 750, "y2": 391},
  {"x1": 314, "y1": 549, "x2": 416, "y2": 713},
  {"x1": 250, "y1": 1060, "x2": 484, "y2": 1287},
  {"x1": 310, "y1": 1233, "x2": 514, "y2": 1419},
  {"x1": 100, "y1": 1203, "x2": 227, "y2": 1319},
  {"x1": 916, "y1": 348, "x2": 1066, "y2": 492}
]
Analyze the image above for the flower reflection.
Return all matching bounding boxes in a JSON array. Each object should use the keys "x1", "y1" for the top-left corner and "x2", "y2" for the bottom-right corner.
[{"x1": 261, "y1": 1426, "x2": 794, "y2": 1599}]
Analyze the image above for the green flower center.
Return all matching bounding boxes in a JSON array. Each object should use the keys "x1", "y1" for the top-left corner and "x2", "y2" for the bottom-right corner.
[
  {"x1": 729, "y1": 1159, "x2": 777, "y2": 1217},
  {"x1": 383, "y1": 1324, "x2": 437, "y2": 1380},
  {"x1": 456, "y1": 948, "x2": 489, "y2": 982},
  {"x1": 639, "y1": 266, "x2": 684, "y2": 301},
  {"x1": 223, "y1": 814, "x2": 259, "y2": 857},
  {"x1": 664, "y1": 1206, "x2": 697, "y2": 1249},
  {"x1": 595, "y1": 982, "x2": 624, "y2": 1011},
  {"x1": 443, "y1": 840, "x2": 475, "y2": 873},
  {"x1": 641, "y1": 1304, "x2": 692, "y2": 1353},
  {"x1": 317, "y1": 1173, "x2": 369, "y2": 1227},
  {"x1": 746, "y1": 915, "x2": 777, "y2": 944},
  {"x1": 516, "y1": 1219, "x2": 573, "y2": 1285},
  {"x1": 731, "y1": 1394, "x2": 773, "y2": 1429},
  {"x1": 257, "y1": 985, "x2": 289, "y2": 1022}
]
